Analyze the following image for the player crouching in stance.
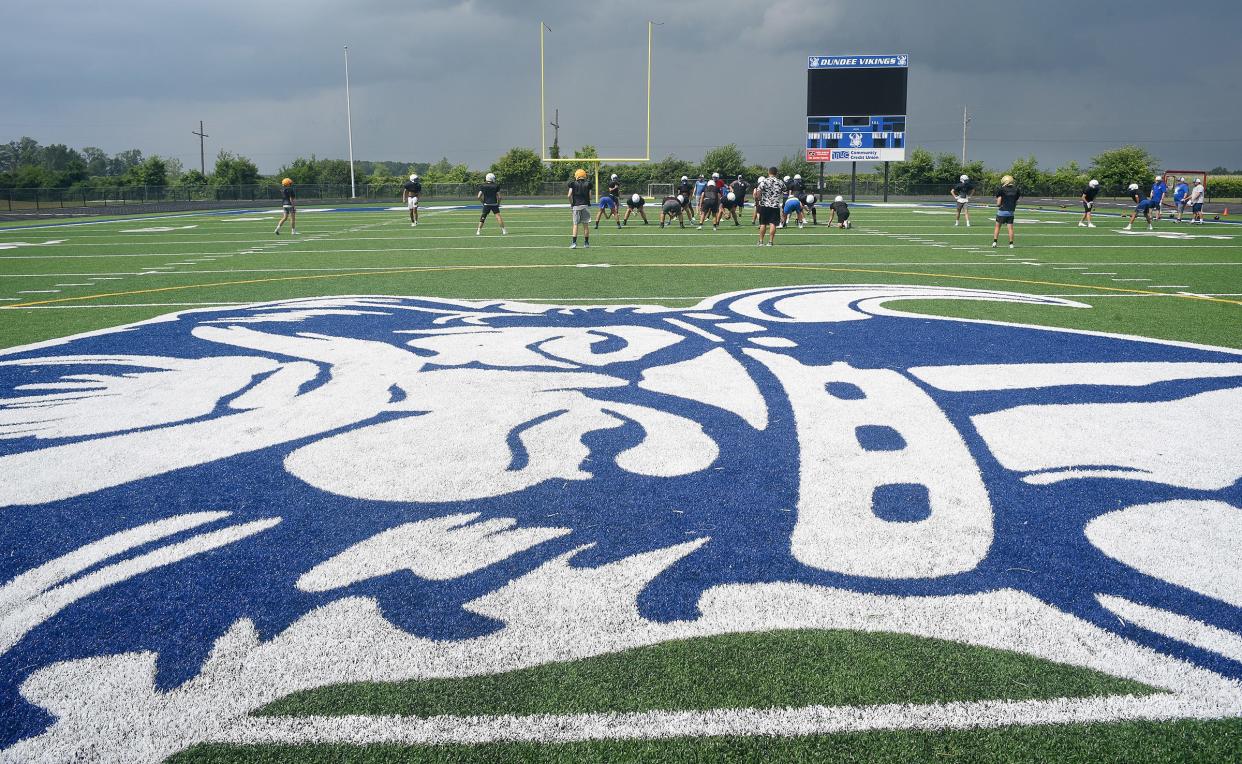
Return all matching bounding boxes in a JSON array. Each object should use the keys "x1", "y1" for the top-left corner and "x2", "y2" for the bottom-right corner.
[
  {"x1": 781, "y1": 194, "x2": 805, "y2": 229},
  {"x1": 403, "y1": 173, "x2": 422, "y2": 226},
  {"x1": 697, "y1": 178, "x2": 723, "y2": 230},
  {"x1": 992, "y1": 174, "x2": 1020, "y2": 248},
  {"x1": 951, "y1": 174, "x2": 973, "y2": 226},
  {"x1": 275, "y1": 178, "x2": 296, "y2": 235},
  {"x1": 826, "y1": 195, "x2": 850, "y2": 228},
  {"x1": 1079, "y1": 179, "x2": 1100, "y2": 227},
  {"x1": 659, "y1": 195, "x2": 688, "y2": 228},
  {"x1": 623, "y1": 193, "x2": 649, "y2": 225},
  {"x1": 595, "y1": 174, "x2": 622, "y2": 229},
  {"x1": 1123, "y1": 182, "x2": 1155, "y2": 231},
  {"x1": 476, "y1": 172, "x2": 507, "y2": 235},
  {"x1": 568, "y1": 168, "x2": 592, "y2": 248}
]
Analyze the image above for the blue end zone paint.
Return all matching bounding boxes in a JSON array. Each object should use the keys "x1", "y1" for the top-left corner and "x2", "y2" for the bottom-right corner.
[
  {"x1": 0, "y1": 292, "x2": 1240, "y2": 747},
  {"x1": 855, "y1": 424, "x2": 907, "y2": 451}
]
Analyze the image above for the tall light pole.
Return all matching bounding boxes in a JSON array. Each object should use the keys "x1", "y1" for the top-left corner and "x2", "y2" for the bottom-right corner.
[
  {"x1": 961, "y1": 105, "x2": 971, "y2": 166},
  {"x1": 344, "y1": 45, "x2": 357, "y2": 199},
  {"x1": 191, "y1": 121, "x2": 208, "y2": 176}
]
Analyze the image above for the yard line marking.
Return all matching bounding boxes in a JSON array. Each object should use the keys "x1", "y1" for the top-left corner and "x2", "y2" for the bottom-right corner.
[
  {"x1": 1149, "y1": 285, "x2": 1190, "y2": 289},
  {"x1": 17, "y1": 290, "x2": 60, "y2": 294},
  {"x1": 1083, "y1": 272, "x2": 1117, "y2": 275},
  {"x1": 1111, "y1": 278, "x2": 1151, "y2": 282},
  {"x1": 3, "y1": 262, "x2": 1240, "y2": 310}
]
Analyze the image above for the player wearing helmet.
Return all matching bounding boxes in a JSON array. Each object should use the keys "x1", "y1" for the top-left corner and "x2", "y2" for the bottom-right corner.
[
  {"x1": 697, "y1": 176, "x2": 722, "y2": 230},
  {"x1": 677, "y1": 175, "x2": 695, "y2": 217},
  {"x1": 726, "y1": 175, "x2": 749, "y2": 226},
  {"x1": 781, "y1": 194, "x2": 804, "y2": 229},
  {"x1": 951, "y1": 174, "x2": 974, "y2": 227},
  {"x1": 567, "y1": 168, "x2": 593, "y2": 248},
  {"x1": 1123, "y1": 181, "x2": 1155, "y2": 231},
  {"x1": 595, "y1": 173, "x2": 622, "y2": 229},
  {"x1": 993, "y1": 175, "x2": 1021, "y2": 248},
  {"x1": 275, "y1": 178, "x2": 296, "y2": 236},
  {"x1": 1150, "y1": 174, "x2": 1169, "y2": 221},
  {"x1": 476, "y1": 172, "x2": 506, "y2": 235},
  {"x1": 1187, "y1": 178, "x2": 1205, "y2": 224},
  {"x1": 827, "y1": 195, "x2": 851, "y2": 229},
  {"x1": 659, "y1": 194, "x2": 688, "y2": 228},
  {"x1": 402, "y1": 173, "x2": 422, "y2": 226},
  {"x1": 622, "y1": 192, "x2": 649, "y2": 225},
  {"x1": 1079, "y1": 179, "x2": 1100, "y2": 227}
]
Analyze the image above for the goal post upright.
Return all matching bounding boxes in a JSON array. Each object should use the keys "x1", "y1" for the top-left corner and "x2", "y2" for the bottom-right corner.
[{"x1": 540, "y1": 20, "x2": 655, "y2": 195}]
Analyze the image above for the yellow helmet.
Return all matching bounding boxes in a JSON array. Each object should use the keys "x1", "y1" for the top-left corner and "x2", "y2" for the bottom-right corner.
[
  {"x1": 574, "y1": 168, "x2": 587, "y2": 180},
  {"x1": 281, "y1": 178, "x2": 293, "y2": 187}
]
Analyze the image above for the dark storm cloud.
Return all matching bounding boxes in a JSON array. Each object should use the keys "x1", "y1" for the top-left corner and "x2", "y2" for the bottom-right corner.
[{"x1": 2, "y1": 1, "x2": 1239, "y2": 173}]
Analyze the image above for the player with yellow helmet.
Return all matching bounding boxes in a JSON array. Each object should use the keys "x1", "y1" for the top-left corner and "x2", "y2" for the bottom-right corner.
[{"x1": 275, "y1": 178, "x2": 296, "y2": 235}]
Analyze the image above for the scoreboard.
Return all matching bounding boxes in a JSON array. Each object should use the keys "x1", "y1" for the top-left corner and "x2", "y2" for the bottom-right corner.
[{"x1": 806, "y1": 54, "x2": 908, "y2": 163}]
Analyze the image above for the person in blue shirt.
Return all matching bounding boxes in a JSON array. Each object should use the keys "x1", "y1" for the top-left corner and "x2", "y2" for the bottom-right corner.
[
  {"x1": 692, "y1": 175, "x2": 708, "y2": 213},
  {"x1": 1149, "y1": 174, "x2": 1168, "y2": 221},
  {"x1": 1123, "y1": 182, "x2": 1156, "y2": 231},
  {"x1": 1172, "y1": 176, "x2": 1191, "y2": 222},
  {"x1": 781, "y1": 195, "x2": 804, "y2": 229}
]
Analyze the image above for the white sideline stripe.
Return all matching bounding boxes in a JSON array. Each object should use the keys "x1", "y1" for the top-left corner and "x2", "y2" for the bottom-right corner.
[
  {"x1": 212, "y1": 693, "x2": 1242, "y2": 747},
  {"x1": 2, "y1": 298, "x2": 715, "y2": 309}
]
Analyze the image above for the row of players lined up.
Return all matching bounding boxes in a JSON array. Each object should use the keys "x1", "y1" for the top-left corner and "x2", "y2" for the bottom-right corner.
[
  {"x1": 565, "y1": 167, "x2": 850, "y2": 248},
  {"x1": 948, "y1": 174, "x2": 1209, "y2": 232}
]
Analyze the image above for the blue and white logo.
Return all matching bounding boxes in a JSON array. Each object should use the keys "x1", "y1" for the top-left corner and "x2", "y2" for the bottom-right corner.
[{"x1": 1, "y1": 286, "x2": 1240, "y2": 759}]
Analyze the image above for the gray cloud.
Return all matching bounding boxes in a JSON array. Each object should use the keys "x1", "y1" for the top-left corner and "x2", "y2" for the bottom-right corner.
[{"x1": 2, "y1": 0, "x2": 1238, "y2": 173}]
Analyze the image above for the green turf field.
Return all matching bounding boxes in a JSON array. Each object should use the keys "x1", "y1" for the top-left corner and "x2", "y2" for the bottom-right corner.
[
  {"x1": 2, "y1": 202, "x2": 1240, "y2": 762},
  {"x1": 1, "y1": 202, "x2": 1239, "y2": 350}
]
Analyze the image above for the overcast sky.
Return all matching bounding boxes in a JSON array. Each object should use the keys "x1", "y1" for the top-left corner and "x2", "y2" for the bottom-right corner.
[{"x1": 3, "y1": 1, "x2": 1239, "y2": 174}]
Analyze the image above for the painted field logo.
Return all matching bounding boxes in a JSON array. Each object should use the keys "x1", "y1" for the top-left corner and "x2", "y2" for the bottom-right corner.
[{"x1": 0, "y1": 286, "x2": 1240, "y2": 759}]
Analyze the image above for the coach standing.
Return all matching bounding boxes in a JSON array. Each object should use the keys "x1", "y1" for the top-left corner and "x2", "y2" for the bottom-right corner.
[{"x1": 755, "y1": 167, "x2": 786, "y2": 246}]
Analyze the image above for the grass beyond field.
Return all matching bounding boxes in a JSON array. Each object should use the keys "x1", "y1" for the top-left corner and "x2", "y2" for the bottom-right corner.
[
  {"x1": 1, "y1": 202, "x2": 1239, "y2": 349},
  {"x1": 1, "y1": 202, "x2": 1240, "y2": 762}
]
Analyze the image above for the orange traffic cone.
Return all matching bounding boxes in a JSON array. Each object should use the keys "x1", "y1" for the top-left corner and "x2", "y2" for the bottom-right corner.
[{"x1": 1224, "y1": 207, "x2": 1230, "y2": 216}]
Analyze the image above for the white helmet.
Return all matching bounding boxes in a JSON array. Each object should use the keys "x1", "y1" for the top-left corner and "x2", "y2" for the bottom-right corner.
[
  {"x1": 834, "y1": 195, "x2": 844, "y2": 202},
  {"x1": 805, "y1": 193, "x2": 816, "y2": 204},
  {"x1": 960, "y1": 174, "x2": 969, "y2": 182},
  {"x1": 1178, "y1": 176, "x2": 1185, "y2": 182},
  {"x1": 711, "y1": 172, "x2": 720, "y2": 179},
  {"x1": 783, "y1": 175, "x2": 791, "y2": 182},
  {"x1": 631, "y1": 193, "x2": 641, "y2": 203},
  {"x1": 409, "y1": 174, "x2": 418, "y2": 182},
  {"x1": 676, "y1": 194, "x2": 685, "y2": 204},
  {"x1": 1194, "y1": 178, "x2": 1202, "y2": 184},
  {"x1": 610, "y1": 173, "x2": 618, "y2": 181},
  {"x1": 1088, "y1": 179, "x2": 1099, "y2": 187},
  {"x1": 485, "y1": 172, "x2": 496, "y2": 182},
  {"x1": 681, "y1": 175, "x2": 689, "y2": 181},
  {"x1": 793, "y1": 174, "x2": 801, "y2": 180},
  {"x1": 1128, "y1": 182, "x2": 1139, "y2": 191},
  {"x1": 1155, "y1": 174, "x2": 1163, "y2": 182}
]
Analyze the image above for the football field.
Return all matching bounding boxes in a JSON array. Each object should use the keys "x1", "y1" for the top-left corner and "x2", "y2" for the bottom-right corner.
[{"x1": 1, "y1": 202, "x2": 1241, "y2": 763}]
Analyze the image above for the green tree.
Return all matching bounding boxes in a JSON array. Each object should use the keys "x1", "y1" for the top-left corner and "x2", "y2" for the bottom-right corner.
[
  {"x1": 1007, "y1": 155, "x2": 1043, "y2": 191},
  {"x1": 123, "y1": 156, "x2": 167, "y2": 187},
  {"x1": 211, "y1": 150, "x2": 259, "y2": 186},
  {"x1": 108, "y1": 149, "x2": 144, "y2": 176},
  {"x1": 892, "y1": 147, "x2": 935, "y2": 187},
  {"x1": 776, "y1": 155, "x2": 816, "y2": 184},
  {"x1": 490, "y1": 147, "x2": 543, "y2": 194},
  {"x1": 315, "y1": 159, "x2": 355, "y2": 185},
  {"x1": 573, "y1": 145, "x2": 599, "y2": 160},
  {"x1": 700, "y1": 144, "x2": 747, "y2": 179},
  {"x1": 81, "y1": 147, "x2": 109, "y2": 176},
  {"x1": 42, "y1": 144, "x2": 84, "y2": 172},
  {"x1": 176, "y1": 169, "x2": 208, "y2": 187},
  {"x1": 1089, "y1": 146, "x2": 1159, "y2": 194}
]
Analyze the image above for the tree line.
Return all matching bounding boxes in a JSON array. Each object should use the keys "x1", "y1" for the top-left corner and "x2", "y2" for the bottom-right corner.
[{"x1": 4, "y1": 136, "x2": 1237, "y2": 198}]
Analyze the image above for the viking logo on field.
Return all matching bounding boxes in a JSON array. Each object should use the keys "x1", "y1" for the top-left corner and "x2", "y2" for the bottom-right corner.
[{"x1": 1, "y1": 285, "x2": 1240, "y2": 759}]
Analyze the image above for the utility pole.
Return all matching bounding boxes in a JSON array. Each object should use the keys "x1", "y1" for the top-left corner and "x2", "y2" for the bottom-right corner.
[
  {"x1": 961, "y1": 105, "x2": 971, "y2": 165},
  {"x1": 344, "y1": 45, "x2": 357, "y2": 199},
  {"x1": 549, "y1": 108, "x2": 560, "y2": 159},
  {"x1": 191, "y1": 121, "x2": 208, "y2": 175}
]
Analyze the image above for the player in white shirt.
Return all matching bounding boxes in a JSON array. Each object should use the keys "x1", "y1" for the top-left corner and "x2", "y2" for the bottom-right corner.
[
  {"x1": 1187, "y1": 178, "x2": 1206, "y2": 224},
  {"x1": 950, "y1": 174, "x2": 973, "y2": 226}
]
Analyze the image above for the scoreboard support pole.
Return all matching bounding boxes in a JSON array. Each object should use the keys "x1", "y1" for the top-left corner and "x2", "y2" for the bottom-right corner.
[
  {"x1": 850, "y1": 162, "x2": 857, "y2": 202},
  {"x1": 883, "y1": 161, "x2": 889, "y2": 202},
  {"x1": 818, "y1": 162, "x2": 825, "y2": 197}
]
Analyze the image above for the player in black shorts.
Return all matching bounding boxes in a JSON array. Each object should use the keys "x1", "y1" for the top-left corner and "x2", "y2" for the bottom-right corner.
[
  {"x1": 726, "y1": 175, "x2": 749, "y2": 226},
  {"x1": 697, "y1": 180, "x2": 722, "y2": 230},
  {"x1": 1079, "y1": 179, "x2": 1100, "y2": 228},
  {"x1": 275, "y1": 178, "x2": 297, "y2": 235},
  {"x1": 476, "y1": 172, "x2": 507, "y2": 235},
  {"x1": 623, "y1": 192, "x2": 649, "y2": 225},
  {"x1": 595, "y1": 173, "x2": 623, "y2": 229},
  {"x1": 802, "y1": 191, "x2": 819, "y2": 225},
  {"x1": 827, "y1": 195, "x2": 851, "y2": 229},
  {"x1": 659, "y1": 195, "x2": 687, "y2": 228},
  {"x1": 678, "y1": 175, "x2": 695, "y2": 217}
]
